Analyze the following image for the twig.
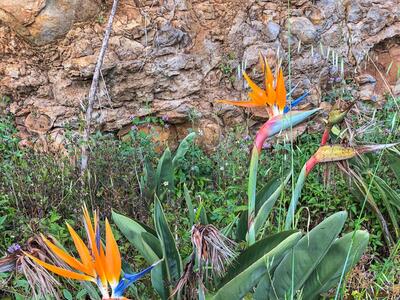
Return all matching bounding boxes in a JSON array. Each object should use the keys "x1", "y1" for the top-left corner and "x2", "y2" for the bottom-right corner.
[{"x1": 80, "y1": 0, "x2": 120, "y2": 174}]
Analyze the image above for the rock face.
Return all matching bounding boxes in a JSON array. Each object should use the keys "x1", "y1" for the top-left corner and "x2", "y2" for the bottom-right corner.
[{"x1": 0, "y1": 0, "x2": 399, "y2": 152}]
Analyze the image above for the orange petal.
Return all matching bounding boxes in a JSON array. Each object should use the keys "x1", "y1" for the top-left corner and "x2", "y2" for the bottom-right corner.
[
  {"x1": 83, "y1": 205, "x2": 96, "y2": 251},
  {"x1": 83, "y1": 207, "x2": 107, "y2": 286},
  {"x1": 25, "y1": 252, "x2": 94, "y2": 282},
  {"x1": 95, "y1": 211, "x2": 108, "y2": 283},
  {"x1": 105, "y1": 219, "x2": 121, "y2": 286},
  {"x1": 243, "y1": 72, "x2": 267, "y2": 103},
  {"x1": 267, "y1": 83, "x2": 276, "y2": 106},
  {"x1": 263, "y1": 57, "x2": 274, "y2": 91},
  {"x1": 216, "y1": 99, "x2": 261, "y2": 108},
  {"x1": 66, "y1": 223, "x2": 96, "y2": 277},
  {"x1": 275, "y1": 68, "x2": 287, "y2": 111},
  {"x1": 248, "y1": 90, "x2": 268, "y2": 106},
  {"x1": 41, "y1": 234, "x2": 88, "y2": 275}
]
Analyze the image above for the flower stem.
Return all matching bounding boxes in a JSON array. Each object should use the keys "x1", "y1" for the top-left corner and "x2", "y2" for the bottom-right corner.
[{"x1": 247, "y1": 145, "x2": 259, "y2": 245}]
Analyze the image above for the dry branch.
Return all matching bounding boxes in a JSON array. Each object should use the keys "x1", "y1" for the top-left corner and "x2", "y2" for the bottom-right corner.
[{"x1": 80, "y1": 0, "x2": 120, "y2": 173}]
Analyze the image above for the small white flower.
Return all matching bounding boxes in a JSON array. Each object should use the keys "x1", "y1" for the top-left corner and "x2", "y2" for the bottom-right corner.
[
  {"x1": 163, "y1": 181, "x2": 169, "y2": 186},
  {"x1": 220, "y1": 166, "x2": 224, "y2": 171}
]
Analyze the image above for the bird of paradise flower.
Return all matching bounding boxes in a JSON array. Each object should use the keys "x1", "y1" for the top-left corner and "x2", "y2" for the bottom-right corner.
[
  {"x1": 25, "y1": 205, "x2": 161, "y2": 299},
  {"x1": 217, "y1": 54, "x2": 316, "y2": 152},
  {"x1": 217, "y1": 54, "x2": 320, "y2": 244}
]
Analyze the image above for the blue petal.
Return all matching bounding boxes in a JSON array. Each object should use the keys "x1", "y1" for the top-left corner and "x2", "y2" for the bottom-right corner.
[
  {"x1": 95, "y1": 222, "x2": 101, "y2": 252},
  {"x1": 113, "y1": 262, "x2": 160, "y2": 297},
  {"x1": 283, "y1": 91, "x2": 310, "y2": 113}
]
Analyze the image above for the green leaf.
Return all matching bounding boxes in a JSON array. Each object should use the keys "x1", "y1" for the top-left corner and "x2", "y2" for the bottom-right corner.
[
  {"x1": 195, "y1": 204, "x2": 208, "y2": 224},
  {"x1": 142, "y1": 158, "x2": 156, "y2": 200},
  {"x1": 237, "y1": 175, "x2": 288, "y2": 242},
  {"x1": 373, "y1": 176, "x2": 399, "y2": 238},
  {"x1": 213, "y1": 232, "x2": 302, "y2": 300},
  {"x1": 142, "y1": 232, "x2": 163, "y2": 258},
  {"x1": 80, "y1": 282, "x2": 100, "y2": 300},
  {"x1": 270, "y1": 211, "x2": 347, "y2": 299},
  {"x1": 219, "y1": 230, "x2": 298, "y2": 288},
  {"x1": 112, "y1": 211, "x2": 160, "y2": 264},
  {"x1": 172, "y1": 132, "x2": 196, "y2": 167},
  {"x1": 236, "y1": 211, "x2": 248, "y2": 242},
  {"x1": 184, "y1": 183, "x2": 195, "y2": 226},
  {"x1": 154, "y1": 197, "x2": 182, "y2": 291},
  {"x1": 254, "y1": 273, "x2": 273, "y2": 300},
  {"x1": 151, "y1": 261, "x2": 169, "y2": 300},
  {"x1": 76, "y1": 289, "x2": 87, "y2": 299},
  {"x1": 221, "y1": 215, "x2": 239, "y2": 238},
  {"x1": 156, "y1": 148, "x2": 174, "y2": 195},
  {"x1": 285, "y1": 164, "x2": 307, "y2": 229},
  {"x1": 62, "y1": 289, "x2": 73, "y2": 300},
  {"x1": 254, "y1": 173, "x2": 290, "y2": 236},
  {"x1": 374, "y1": 176, "x2": 400, "y2": 211},
  {"x1": 256, "y1": 174, "x2": 289, "y2": 212},
  {"x1": 15, "y1": 294, "x2": 25, "y2": 300},
  {"x1": 302, "y1": 230, "x2": 369, "y2": 299},
  {"x1": 0, "y1": 215, "x2": 7, "y2": 227},
  {"x1": 351, "y1": 178, "x2": 393, "y2": 246},
  {"x1": 387, "y1": 152, "x2": 400, "y2": 181}
]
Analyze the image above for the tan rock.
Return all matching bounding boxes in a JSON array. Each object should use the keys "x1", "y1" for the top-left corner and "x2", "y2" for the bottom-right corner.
[
  {"x1": 0, "y1": 0, "x2": 398, "y2": 154},
  {"x1": 289, "y1": 17, "x2": 317, "y2": 44},
  {"x1": 0, "y1": 0, "x2": 100, "y2": 45},
  {"x1": 24, "y1": 112, "x2": 53, "y2": 134},
  {"x1": 0, "y1": 0, "x2": 46, "y2": 25}
]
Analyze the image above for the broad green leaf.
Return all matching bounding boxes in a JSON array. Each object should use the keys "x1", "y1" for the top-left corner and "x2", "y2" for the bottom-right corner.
[
  {"x1": 219, "y1": 230, "x2": 298, "y2": 288},
  {"x1": 285, "y1": 164, "x2": 307, "y2": 230},
  {"x1": 254, "y1": 173, "x2": 290, "y2": 236},
  {"x1": 213, "y1": 232, "x2": 302, "y2": 300},
  {"x1": 156, "y1": 148, "x2": 174, "y2": 194},
  {"x1": 112, "y1": 211, "x2": 160, "y2": 264},
  {"x1": 141, "y1": 232, "x2": 163, "y2": 258},
  {"x1": 151, "y1": 262, "x2": 169, "y2": 300},
  {"x1": 256, "y1": 175, "x2": 287, "y2": 212},
  {"x1": 142, "y1": 158, "x2": 156, "y2": 200},
  {"x1": 183, "y1": 183, "x2": 195, "y2": 226},
  {"x1": 154, "y1": 197, "x2": 182, "y2": 290},
  {"x1": 302, "y1": 230, "x2": 369, "y2": 299},
  {"x1": 254, "y1": 273, "x2": 273, "y2": 300},
  {"x1": 236, "y1": 211, "x2": 248, "y2": 242},
  {"x1": 270, "y1": 211, "x2": 347, "y2": 299},
  {"x1": 172, "y1": 132, "x2": 196, "y2": 167}
]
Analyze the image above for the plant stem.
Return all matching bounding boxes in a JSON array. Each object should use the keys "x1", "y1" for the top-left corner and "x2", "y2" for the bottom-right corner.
[{"x1": 247, "y1": 145, "x2": 259, "y2": 245}]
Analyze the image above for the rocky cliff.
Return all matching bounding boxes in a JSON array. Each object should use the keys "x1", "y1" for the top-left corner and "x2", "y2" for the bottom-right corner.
[{"x1": 0, "y1": 0, "x2": 399, "y2": 152}]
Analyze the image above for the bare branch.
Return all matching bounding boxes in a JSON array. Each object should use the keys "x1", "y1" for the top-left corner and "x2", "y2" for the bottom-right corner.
[{"x1": 80, "y1": 0, "x2": 120, "y2": 174}]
